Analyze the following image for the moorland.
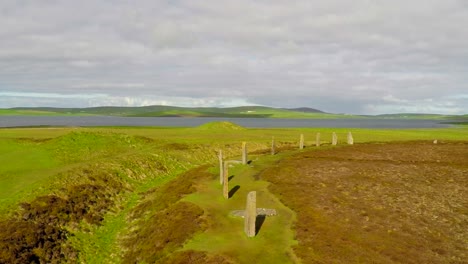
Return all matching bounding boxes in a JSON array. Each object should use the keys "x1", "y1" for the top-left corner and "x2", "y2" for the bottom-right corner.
[{"x1": 0, "y1": 122, "x2": 467, "y2": 263}]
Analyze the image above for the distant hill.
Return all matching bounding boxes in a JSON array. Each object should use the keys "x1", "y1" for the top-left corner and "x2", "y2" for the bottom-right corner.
[
  {"x1": 1, "y1": 105, "x2": 355, "y2": 119},
  {"x1": 284, "y1": 107, "x2": 325, "y2": 113},
  {"x1": 0, "y1": 106, "x2": 465, "y2": 120}
]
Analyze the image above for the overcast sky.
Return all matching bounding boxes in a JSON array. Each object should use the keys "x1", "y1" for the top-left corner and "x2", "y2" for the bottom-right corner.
[{"x1": 1, "y1": 0, "x2": 467, "y2": 114}]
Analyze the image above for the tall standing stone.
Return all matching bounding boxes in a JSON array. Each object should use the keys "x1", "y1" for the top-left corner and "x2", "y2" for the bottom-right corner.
[
  {"x1": 242, "y1": 142, "x2": 248, "y2": 165},
  {"x1": 271, "y1": 136, "x2": 275, "y2": 155},
  {"x1": 347, "y1": 132, "x2": 354, "y2": 145},
  {"x1": 219, "y1": 150, "x2": 224, "y2": 185},
  {"x1": 316, "y1": 132, "x2": 321, "y2": 147},
  {"x1": 332, "y1": 132, "x2": 338, "y2": 146},
  {"x1": 244, "y1": 191, "x2": 257, "y2": 237},
  {"x1": 223, "y1": 161, "x2": 229, "y2": 199},
  {"x1": 299, "y1": 134, "x2": 304, "y2": 150}
]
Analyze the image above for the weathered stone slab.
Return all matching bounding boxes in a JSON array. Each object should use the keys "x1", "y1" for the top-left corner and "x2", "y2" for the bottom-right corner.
[
  {"x1": 299, "y1": 134, "x2": 304, "y2": 150},
  {"x1": 223, "y1": 161, "x2": 229, "y2": 199},
  {"x1": 332, "y1": 132, "x2": 337, "y2": 146},
  {"x1": 316, "y1": 132, "x2": 321, "y2": 147},
  {"x1": 347, "y1": 132, "x2": 354, "y2": 145},
  {"x1": 219, "y1": 150, "x2": 224, "y2": 185},
  {"x1": 271, "y1": 136, "x2": 275, "y2": 155},
  {"x1": 242, "y1": 142, "x2": 248, "y2": 165},
  {"x1": 244, "y1": 191, "x2": 256, "y2": 237}
]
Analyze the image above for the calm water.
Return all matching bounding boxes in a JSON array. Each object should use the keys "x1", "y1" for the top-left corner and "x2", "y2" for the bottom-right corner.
[{"x1": 0, "y1": 116, "x2": 454, "y2": 128}]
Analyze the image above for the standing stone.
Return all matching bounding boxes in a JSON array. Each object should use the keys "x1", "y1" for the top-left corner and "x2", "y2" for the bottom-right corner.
[
  {"x1": 242, "y1": 142, "x2": 248, "y2": 165},
  {"x1": 316, "y1": 132, "x2": 321, "y2": 147},
  {"x1": 299, "y1": 134, "x2": 304, "y2": 150},
  {"x1": 271, "y1": 136, "x2": 275, "y2": 155},
  {"x1": 223, "y1": 161, "x2": 229, "y2": 199},
  {"x1": 219, "y1": 150, "x2": 224, "y2": 185},
  {"x1": 244, "y1": 191, "x2": 257, "y2": 237},
  {"x1": 332, "y1": 132, "x2": 338, "y2": 146},
  {"x1": 347, "y1": 132, "x2": 354, "y2": 145}
]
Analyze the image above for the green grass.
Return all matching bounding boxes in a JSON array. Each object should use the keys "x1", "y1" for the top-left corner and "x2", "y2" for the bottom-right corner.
[
  {"x1": 0, "y1": 122, "x2": 467, "y2": 262},
  {"x1": 0, "y1": 109, "x2": 95, "y2": 116},
  {"x1": 182, "y1": 153, "x2": 300, "y2": 263},
  {"x1": 1, "y1": 124, "x2": 466, "y2": 211},
  {"x1": 0, "y1": 139, "x2": 59, "y2": 205}
]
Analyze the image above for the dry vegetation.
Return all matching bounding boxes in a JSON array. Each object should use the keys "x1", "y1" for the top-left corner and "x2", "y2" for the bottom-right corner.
[
  {"x1": 0, "y1": 182, "x2": 124, "y2": 263},
  {"x1": 261, "y1": 141, "x2": 468, "y2": 263},
  {"x1": 121, "y1": 165, "x2": 235, "y2": 263}
]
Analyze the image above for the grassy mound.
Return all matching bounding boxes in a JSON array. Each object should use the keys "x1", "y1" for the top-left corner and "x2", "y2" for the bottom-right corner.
[{"x1": 196, "y1": 121, "x2": 245, "y2": 131}]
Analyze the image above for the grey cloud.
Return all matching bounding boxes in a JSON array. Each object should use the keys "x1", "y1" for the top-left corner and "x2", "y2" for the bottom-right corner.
[{"x1": 0, "y1": 0, "x2": 467, "y2": 114}]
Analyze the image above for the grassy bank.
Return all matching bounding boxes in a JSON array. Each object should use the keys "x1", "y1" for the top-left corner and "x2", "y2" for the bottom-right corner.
[{"x1": 0, "y1": 123, "x2": 467, "y2": 263}]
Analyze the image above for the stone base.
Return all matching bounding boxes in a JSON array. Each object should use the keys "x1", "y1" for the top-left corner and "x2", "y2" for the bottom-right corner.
[{"x1": 230, "y1": 208, "x2": 277, "y2": 218}]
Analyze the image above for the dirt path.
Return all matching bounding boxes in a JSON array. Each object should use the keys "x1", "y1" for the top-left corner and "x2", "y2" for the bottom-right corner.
[{"x1": 261, "y1": 141, "x2": 468, "y2": 263}]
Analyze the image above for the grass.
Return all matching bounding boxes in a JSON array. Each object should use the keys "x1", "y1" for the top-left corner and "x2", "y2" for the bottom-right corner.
[
  {"x1": 181, "y1": 153, "x2": 300, "y2": 263},
  {"x1": 1, "y1": 124, "x2": 466, "y2": 213},
  {"x1": 0, "y1": 122, "x2": 467, "y2": 263},
  {"x1": 0, "y1": 139, "x2": 60, "y2": 212},
  {"x1": 0, "y1": 109, "x2": 94, "y2": 116}
]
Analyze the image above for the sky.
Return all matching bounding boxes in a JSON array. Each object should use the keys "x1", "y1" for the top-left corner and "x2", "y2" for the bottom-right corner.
[{"x1": 0, "y1": 0, "x2": 467, "y2": 114}]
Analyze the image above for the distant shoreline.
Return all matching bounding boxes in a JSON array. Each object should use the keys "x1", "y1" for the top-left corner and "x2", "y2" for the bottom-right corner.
[{"x1": 0, "y1": 116, "x2": 456, "y2": 129}]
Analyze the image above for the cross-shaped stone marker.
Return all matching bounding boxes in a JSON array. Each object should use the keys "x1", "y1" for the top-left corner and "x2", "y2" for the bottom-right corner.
[
  {"x1": 244, "y1": 191, "x2": 256, "y2": 236},
  {"x1": 230, "y1": 191, "x2": 277, "y2": 237}
]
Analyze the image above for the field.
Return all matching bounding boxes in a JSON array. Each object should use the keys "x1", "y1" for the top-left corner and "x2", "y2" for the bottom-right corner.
[{"x1": 0, "y1": 123, "x2": 467, "y2": 263}]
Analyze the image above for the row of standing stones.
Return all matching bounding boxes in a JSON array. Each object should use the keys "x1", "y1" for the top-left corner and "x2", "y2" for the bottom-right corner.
[{"x1": 218, "y1": 132, "x2": 355, "y2": 237}]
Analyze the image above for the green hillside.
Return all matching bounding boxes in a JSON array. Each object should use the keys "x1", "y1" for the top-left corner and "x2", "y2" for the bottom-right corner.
[
  {"x1": 1, "y1": 106, "x2": 465, "y2": 119},
  {"x1": 1, "y1": 106, "x2": 354, "y2": 119}
]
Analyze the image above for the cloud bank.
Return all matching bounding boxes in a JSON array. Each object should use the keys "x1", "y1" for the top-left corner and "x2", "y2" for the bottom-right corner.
[{"x1": 1, "y1": 0, "x2": 467, "y2": 114}]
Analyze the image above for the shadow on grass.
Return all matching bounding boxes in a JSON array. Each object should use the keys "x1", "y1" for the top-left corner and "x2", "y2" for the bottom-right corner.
[
  {"x1": 228, "y1": 175, "x2": 234, "y2": 182},
  {"x1": 255, "y1": 215, "x2": 266, "y2": 235},
  {"x1": 228, "y1": 185, "x2": 240, "y2": 198}
]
